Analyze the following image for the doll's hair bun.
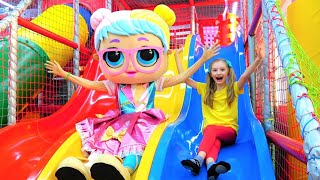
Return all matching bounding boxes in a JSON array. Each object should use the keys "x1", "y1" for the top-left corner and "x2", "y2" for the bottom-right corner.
[
  {"x1": 90, "y1": 8, "x2": 112, "y2": 30},
  {"x1": 154, "y1": 4, "x2": 176, "y2": 27}
]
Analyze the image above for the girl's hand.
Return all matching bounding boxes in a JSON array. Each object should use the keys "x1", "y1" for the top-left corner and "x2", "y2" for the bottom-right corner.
[
  {"x1": 255, "y1": 42, "x2": 265, "y2": 62},
  {"x1": 45, "y1": 60, "x2": 66, "y2": 77},
  {"x1": 201, "y1": 42, "x2": 220, "y2": 62}
]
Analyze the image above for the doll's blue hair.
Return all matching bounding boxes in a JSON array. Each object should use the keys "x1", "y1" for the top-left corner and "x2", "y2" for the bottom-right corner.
[{"x1": 95, "y1": 19, "x2": 168, "y2": 52}]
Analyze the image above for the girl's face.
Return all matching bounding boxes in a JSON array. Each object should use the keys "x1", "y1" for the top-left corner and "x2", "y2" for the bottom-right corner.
[
  {"x1": 98, "y1": 33, "x2": 169, "y2": 84},
  {"x1": 210, "y1": 60, "x2": 229, "y2": 86}
]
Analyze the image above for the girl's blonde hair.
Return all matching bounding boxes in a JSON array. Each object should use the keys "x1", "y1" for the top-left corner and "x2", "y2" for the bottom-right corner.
[{"x1": 204, "y1": 59, "x2": 236, "y2": 108}]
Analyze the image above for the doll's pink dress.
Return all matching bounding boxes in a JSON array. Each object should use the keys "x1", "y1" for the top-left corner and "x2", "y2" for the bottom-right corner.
[{"x1": 76, "y1": 78, "x2": 166, "y2": 158}]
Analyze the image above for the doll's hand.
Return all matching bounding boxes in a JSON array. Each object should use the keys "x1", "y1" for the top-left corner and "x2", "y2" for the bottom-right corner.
[
  {"x1": 174, "y1": 45, "x2": 185, "y2": 73},
  {"x1": 174, "y1": 44, "x2": 183, "y2": 60},
  {"x1": 175, "y1": 44, "x2": 183, "y2": 57},
  {"x1": 45, "y1": 60, "x2": 66, "y2": 77},
  {"x1": 201, "y1": 42, "x2": 220, "y2": 62}
]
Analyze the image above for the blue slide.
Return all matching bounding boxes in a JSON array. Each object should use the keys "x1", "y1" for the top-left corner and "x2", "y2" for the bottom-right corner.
[{"x1": 149, "y1": 34, "x2": 275, "y2": 179}]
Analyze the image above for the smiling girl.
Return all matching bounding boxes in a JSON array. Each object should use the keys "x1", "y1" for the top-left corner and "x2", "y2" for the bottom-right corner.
[{"x1": 176, "y1": 44, "x2": 265, "y2": 179}]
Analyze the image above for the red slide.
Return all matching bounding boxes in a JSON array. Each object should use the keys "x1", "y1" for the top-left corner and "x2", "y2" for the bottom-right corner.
[{"x1": 0, "y1": 55, "x2": 117, "y2": 179}]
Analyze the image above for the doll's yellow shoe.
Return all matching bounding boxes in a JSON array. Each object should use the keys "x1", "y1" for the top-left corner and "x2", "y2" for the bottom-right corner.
[
  {"x1": 90, "y1": 154, "x2": 130, "y2": 180},
  {"x1": 55, "y1": 156, "x2": 91, "y2": 180}
]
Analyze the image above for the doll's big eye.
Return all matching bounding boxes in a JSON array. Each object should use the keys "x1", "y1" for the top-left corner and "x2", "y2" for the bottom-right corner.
[
  {"x1": 103, "y1": 51, "x2": 124, "y2": 68},
  {"x1": 136, "y1": 49, "x2": 158, "y2": 67}
]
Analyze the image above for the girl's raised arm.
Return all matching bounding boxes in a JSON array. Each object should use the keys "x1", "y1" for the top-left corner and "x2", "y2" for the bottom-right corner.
[
  {"x1": 174, "y1": 46, "x2": 197, "y2": 89},
  {"x1": 45, "y1": 60, "x2": 108, "y2": 92},
  {"x1": 163, "y1": 42, "x2": 220, "y2": 88},
  {"x1": 238, "y1": 43, "x2": 265, "y2": 90}
]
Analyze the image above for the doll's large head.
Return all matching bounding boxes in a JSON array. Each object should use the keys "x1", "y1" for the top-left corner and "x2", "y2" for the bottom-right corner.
[{"x1": 90, "y1": 5, "x2": 176, "y2": 84}]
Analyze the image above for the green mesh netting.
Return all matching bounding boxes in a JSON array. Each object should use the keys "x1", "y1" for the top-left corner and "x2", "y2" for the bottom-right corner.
[{"x1": 275, "y1": 0, "x2": 320, "y2": 117}]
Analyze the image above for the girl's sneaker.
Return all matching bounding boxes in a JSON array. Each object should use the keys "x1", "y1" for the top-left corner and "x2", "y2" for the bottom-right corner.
[
  {"x1": 181, "y1": 159, "x2": 201, "y2": 175},
  {"x1": 207, "y1": 161, "x2": 231, "y2": 180}
]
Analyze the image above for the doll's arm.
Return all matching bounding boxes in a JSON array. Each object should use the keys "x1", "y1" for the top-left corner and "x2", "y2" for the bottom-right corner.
[
  {"x1": 45, "y1": 60, "x2": 108, "y2": 92},
  {"x1": 174, "y1": 47, "x2": 197, "y2": 89},
  {"x1": 238, "y1": 43, "x2": 265, "y2": 90},
  {"x1": 163, "y1": 42, "x2": 220, "y2": 88}
]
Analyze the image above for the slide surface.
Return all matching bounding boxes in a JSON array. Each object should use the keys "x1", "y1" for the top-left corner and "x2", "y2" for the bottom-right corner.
[{"x1": 149, "y1": 34, "x2": 276, "y2": 179}]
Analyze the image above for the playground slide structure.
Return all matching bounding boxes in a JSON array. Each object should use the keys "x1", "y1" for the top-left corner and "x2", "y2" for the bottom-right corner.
[
  {"x1": 148, "y1": 34, "x2": 276, "y2": 179},
  {"x1": 0, "y1": 4, "x2": 275, "y2": 180}
]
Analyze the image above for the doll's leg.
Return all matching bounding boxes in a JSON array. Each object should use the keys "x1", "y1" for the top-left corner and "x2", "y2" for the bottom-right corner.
[
  {"x1": 90, "y1": 154, "x2": 130, "y2": 180},
  {"x1": 55, "y1": 157, "x2": 90, "y2": 180}
]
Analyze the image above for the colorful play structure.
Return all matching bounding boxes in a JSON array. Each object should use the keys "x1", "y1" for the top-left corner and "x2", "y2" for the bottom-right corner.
[{"x1": 0, "y1": 0, "x2": 319, "y2": 179}]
